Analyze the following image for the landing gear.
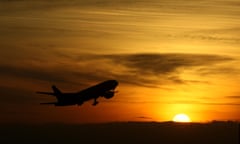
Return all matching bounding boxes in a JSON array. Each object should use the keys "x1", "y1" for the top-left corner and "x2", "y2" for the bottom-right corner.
[{"x1": 92, "y1": 99, "x2": 99, "y2": 106}]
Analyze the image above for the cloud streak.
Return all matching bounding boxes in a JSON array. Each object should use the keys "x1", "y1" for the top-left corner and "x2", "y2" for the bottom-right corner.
[
  {"x1": 0, "y1": 53, "x2": 234, "y2": 89},
  {"x1": 225, "y1": 96, "x2": 240, "y2": 99}
]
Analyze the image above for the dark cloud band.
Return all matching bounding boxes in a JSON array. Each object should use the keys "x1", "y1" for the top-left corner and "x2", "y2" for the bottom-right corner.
[{"x1": 0, "y1": 53, "x2": 234, "y2": 88}]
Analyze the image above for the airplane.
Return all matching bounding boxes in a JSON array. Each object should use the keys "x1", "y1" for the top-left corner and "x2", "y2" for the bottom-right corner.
[{"x1": 36, "y1": 80, "x2": 118, "y2": 106}]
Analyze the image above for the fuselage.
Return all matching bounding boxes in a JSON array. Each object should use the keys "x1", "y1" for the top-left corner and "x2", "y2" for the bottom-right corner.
[{"x1": 54, "y1": 80, "x2": 118, "y2": 106}]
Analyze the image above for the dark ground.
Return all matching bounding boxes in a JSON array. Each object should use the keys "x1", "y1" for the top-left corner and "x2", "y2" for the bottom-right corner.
[{"x1": 0, "y1": 121, "x2": 239, "y2": 144}]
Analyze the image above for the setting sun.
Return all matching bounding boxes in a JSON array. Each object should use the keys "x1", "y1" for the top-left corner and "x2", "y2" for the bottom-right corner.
[{"x1": 173, "y1": 114, "x2": 191, "y2": 122}]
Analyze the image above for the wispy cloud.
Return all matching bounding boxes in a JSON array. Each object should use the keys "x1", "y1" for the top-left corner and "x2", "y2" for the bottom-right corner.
[
  {"x1": 225, "y1": 96, "x2": 240, "y2": 99},
  {"x1": 177, "y1": 27, "x2": 240, "y2": 44},
  {"x1": 136, "y1": 116, "x2": 152, "y2": 120},
  {"x1": 0, "y1": 53, "x2": 234, "y2": 89},
  {"x1": 106, "y1": 53, "x2": 233, "y2": 74},
  {"x1": 170, "y1": 100, "x2": 240, "y2": 106},
  {"x1": 1, "y1": 0, "x2": 239, "y2": 16},
  {"x1": 0, "y1": 65, "x2": 69, "y2": 84}
]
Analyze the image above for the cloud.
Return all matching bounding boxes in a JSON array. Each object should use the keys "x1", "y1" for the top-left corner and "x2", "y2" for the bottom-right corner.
[
  {"x1": 136, "y1": 116, "x2": 152, "y2": 120},
  {"x1": 0, "y1": 53, "x2": 234, "y2": 90},
  {"x1": 0, "y1": 65, "x2": 68, "y2": 83},
  {"x1": 106, "y1": 53, "x2": 232, "y2": 74},
  {"x1": 0, "y1": 0, "x2": 138, "y2": 11},
  {"x1": 170, "y1": 100, "x2": 240, "y2": 106},
  {"x1": 0, "y1": 0, "x2": 239, "y2": 14},
  {"x1": 225, "y1": 96, "x2": 240, "y2": 99},
  {"x1": 179, "y1": 27, "x2": 240, "y2": 43},
  {"x1": 103, "y1": 53, "x2": 234, "y2": 85},
  {"x1": 2, "y1": 0, "x2": 240, "y2": 14}
]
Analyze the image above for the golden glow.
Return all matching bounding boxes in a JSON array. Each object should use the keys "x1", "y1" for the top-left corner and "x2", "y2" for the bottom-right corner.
[
  {"x1": 0, "y1": 0, "x2": 240, "y2": 124},
  {"x1": 173, "y1": 114, "x2": 191, "y2": 122}
]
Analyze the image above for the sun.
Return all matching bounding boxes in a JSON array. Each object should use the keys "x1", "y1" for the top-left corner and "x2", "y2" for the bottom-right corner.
[{"x1": 173, "y1": 113, "x2": 191, "y2": 122}]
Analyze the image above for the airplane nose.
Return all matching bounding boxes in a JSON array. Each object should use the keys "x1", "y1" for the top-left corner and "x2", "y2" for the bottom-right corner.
[
  {"x1": 112, "y1": 80, "x2": 118, "y2": 86},
  {"x1": 105, "y1": 80, "x2": 118, "y2": 89},
  {"x1": 108, "y1": 80, "x2": 118, "y2": 88}
]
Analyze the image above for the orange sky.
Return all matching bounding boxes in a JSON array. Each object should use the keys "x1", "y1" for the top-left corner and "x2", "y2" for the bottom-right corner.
[{"x1": 0, "y1": 0, "x2": 240, "y2": 123}]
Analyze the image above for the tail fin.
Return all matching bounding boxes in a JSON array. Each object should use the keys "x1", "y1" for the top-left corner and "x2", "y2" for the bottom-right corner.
[{"x1": 52, "y1": 85, "x2": 62, "y2": 96}]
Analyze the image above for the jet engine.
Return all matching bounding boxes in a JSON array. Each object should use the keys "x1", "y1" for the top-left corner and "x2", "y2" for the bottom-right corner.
[{"x1": 103, "y1": 91, "x2": 115, "y2": 99}]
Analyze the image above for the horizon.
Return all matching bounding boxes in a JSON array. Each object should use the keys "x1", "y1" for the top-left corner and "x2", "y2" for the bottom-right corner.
[{"x1": 1, "y1": 121, "x2": 238, "y2": 144}]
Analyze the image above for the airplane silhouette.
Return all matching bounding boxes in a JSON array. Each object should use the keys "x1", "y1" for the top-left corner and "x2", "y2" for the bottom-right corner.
[{"x1": 36, "y1": 80, "x2": 118, "y2": 106}]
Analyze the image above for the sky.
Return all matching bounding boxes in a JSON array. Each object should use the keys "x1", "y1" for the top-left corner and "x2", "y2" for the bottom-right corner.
[{"x1": 0, "y1": 0, "x2": 240, "y2": 124}]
